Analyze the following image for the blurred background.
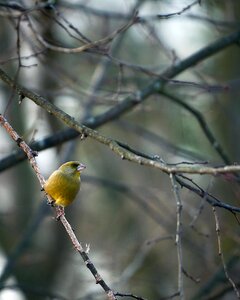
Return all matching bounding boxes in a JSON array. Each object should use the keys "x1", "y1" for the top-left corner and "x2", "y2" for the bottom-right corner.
[{"x1": 1, "y1": 0, "x2": 240, "y2": 299}]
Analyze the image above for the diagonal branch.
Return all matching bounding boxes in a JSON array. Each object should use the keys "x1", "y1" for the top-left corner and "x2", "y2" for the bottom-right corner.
[
  {"x1": 94, "y1": 29, "x2": 240, "y2": 125},
  {"x1": 160, "y1": 90, "x2": 231, "y2": 165},
  {"x1": 0, "y1": 114, "x2": 116, "y2": 300},
  {"x1": 170, "y1": 174, "x2": 184, "y2": 300},
  {"x1": 212, "y1": 208, "x2": 240, "y2": 298},
  {"x1": 176, "y1": 175, "x2": 240, "y2": 213}
]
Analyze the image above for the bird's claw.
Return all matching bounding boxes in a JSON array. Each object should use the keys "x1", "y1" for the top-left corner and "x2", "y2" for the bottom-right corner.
[{"x1": 47, "y1": 199, "x2": 55, "y2": 207}]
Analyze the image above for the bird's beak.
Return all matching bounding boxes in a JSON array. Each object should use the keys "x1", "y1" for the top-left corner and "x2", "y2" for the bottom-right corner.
[{"x1": 77, "y1": 163, "x2": 86, "y2": 172}]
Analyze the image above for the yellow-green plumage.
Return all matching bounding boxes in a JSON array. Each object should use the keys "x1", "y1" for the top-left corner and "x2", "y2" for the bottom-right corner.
[{"x1": 44, "y1": 161, "x2": 85, "y2": 207}]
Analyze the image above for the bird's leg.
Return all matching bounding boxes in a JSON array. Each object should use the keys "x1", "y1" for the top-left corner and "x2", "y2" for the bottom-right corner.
[
  {"x1": 42, "y1": 188, "x2": 55, "y2": 206},
  {"x1": 56, "y1": 206, "x2": 65, "y2": 220}
]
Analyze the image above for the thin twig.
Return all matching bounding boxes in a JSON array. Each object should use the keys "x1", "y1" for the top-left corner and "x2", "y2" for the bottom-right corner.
[
  {"x1": 115, "y1": 292, "x2": 147, "y2": 300},
  {"x1": 0, "y1": 49, "x2": 46, "y2": 65},
  {"x1": 192, "y1": 255, "x2": 240, "y2": 299},
  {"x1": 160, "y1": 90, "x2": 231, "y2": 165},
  {"x1": 182, "y1": 268, "x2": 200, "y2": 284},
  {"x1": 50, "y1": 5, "x2": 92, "y2": 44},
  {"x1": 212, "y1": 207, "x2": 240, "y2": 299},
  {"x1": 157, "y1": 0, "x2": 201, "y2": 19},
  {"x1": 160, "y1": 291, "x2": 180, "y2": 300},
  {"x1": 29, "y1": 11, "x2": 138, "y2": 54},
  {"x1": 59, "y1": 0, "x2": 200, "y2": 22},
  {"x1": 189, "y1": 178, "x2": 213, "y2": 231},
  {"x1": 40, "y1": 8, "x2": 91, "y2": 45},
  {"x1": 176, "y1": 175, "x2": 240, "y2": 213},
  {"x1": 170, "y1": 174, "x2": 184, "y2": 300}
]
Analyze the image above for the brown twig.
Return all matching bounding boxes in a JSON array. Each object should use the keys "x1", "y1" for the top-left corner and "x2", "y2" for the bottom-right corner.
[
  {"x1": 212, "y1": 207, "x2": 240, "y2": 299},
  {"x1": 160, "y1": 90, "x2": 231, "y2": 165},
  {"x1": 170, "y1": 174, "x2": 184, "y2": 300},
  {"x1": 115, "y1": 292, "x2": 147, "y2": 300},
  {"x1": 176, "y1": 175, "x2": 240, "y2": 214},
  {"x1": 29, "y1": 11, "x2": 138, "y2": 54},
  {"x1": 59, "y1": 0, "x2": 200, "y2": 22},
  {"x1": 157, "y1": 0, "x2": 201, "y2": 19},
  {"x1": 0, "y1": 114, "x2": 116, "y2": 300}
]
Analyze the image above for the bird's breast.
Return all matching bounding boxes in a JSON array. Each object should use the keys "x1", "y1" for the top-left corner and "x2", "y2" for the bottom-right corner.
[{"x1": 44, "y1": 170, "x2": 81, "y2": 207}]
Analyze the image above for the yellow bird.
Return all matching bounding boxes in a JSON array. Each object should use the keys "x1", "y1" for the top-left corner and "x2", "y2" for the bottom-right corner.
[{"x1": 44, "y1": 161, "x2": 86, "y2": 207}]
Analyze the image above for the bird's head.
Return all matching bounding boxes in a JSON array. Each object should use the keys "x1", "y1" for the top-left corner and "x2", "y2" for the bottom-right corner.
[{"x1": 59, "y1": 161, "x2": 86, "y2": 175}]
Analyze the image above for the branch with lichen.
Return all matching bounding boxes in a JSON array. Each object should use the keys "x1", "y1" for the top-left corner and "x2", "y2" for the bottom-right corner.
[
  {"x1": 0, "y1": 69, "x2": 240, "y2": 175},
  {"x1": 0, "y1": 92, "x2": 239, "y2": 176}
]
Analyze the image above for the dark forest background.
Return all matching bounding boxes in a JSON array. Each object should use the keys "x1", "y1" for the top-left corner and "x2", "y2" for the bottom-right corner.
[{"x1": 1, "y1": 1, "x2": 240, "y2": 299}]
